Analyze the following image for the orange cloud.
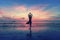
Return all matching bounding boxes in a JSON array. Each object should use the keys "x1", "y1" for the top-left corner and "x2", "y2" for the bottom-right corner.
[
  {"x1": 0, "y1": 10, "x2": 5, "y2": 17},
  {"x1": 28, "y1": 5, "x2": 51, "y2": 20},
  {"x1": 14, "y1": 5, "x2": 27, "y2": 12},
  {"x1": 0, "y1": 10, "x2": 4, "y2": 14},
  {"x1": 0, "y1": 5, "x2": 52, "y2": 21}
]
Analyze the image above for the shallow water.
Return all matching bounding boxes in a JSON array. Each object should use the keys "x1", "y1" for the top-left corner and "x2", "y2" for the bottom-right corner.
[{"x1": 0, "y1": 22, "x2": 60, "y2": 40}]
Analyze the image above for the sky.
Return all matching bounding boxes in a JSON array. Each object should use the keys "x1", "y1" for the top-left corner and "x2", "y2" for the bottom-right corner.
[{"x1": 0, "y1": 0, "x2": 60, "y2": 20}]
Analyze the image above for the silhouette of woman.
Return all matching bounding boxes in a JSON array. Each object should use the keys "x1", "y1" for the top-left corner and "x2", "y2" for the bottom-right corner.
[{"x1": 26, "y1": 12, "x2": 33, "y2": 27}]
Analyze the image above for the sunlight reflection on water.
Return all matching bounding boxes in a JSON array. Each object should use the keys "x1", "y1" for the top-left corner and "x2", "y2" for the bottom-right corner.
[
  {"x1": 16, "y1": 26, "x2": 49, "y2": 32},
  {"x1": 0, "y1": 22, "x2": 60, "y2": 40}
]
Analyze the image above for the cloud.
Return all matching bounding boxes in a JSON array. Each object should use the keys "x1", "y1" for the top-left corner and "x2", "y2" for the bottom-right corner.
[
  {"x1": 0, "y1": 4, "x2": 60, "y2": 20},
  {"x1": 0, "y1": 5, "x2": 28, "y2": 20},
  {"x1": 0, "y1": 10, "x2": 4, "y2": 14},
  {"x1": 14, "y1": 5, "x2": 26, "y2": 11},
  {"x1": 28, "y1": 5, "x2": 51, "y2": 20},
  {"x1": 0, "y1": 5, "x2": 52, "y2": 20}
]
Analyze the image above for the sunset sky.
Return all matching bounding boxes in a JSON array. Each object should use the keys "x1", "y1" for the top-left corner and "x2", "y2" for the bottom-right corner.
[{"x1": 0, "y1": 0, "x2": 60, "y2": 21}]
